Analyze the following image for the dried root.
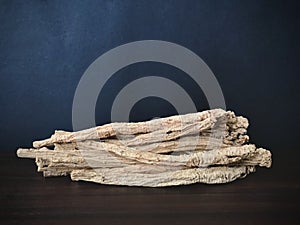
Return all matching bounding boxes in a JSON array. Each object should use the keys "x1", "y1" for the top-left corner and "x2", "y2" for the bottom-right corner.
[{"x1": 17, "y1": 109, "x2": 272, "y2": 187}]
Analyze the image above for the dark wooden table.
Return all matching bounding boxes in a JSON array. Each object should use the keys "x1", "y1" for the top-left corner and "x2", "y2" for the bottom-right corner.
[{"x1": 0, "y1": 152, "x2": 299, "y2": 225}]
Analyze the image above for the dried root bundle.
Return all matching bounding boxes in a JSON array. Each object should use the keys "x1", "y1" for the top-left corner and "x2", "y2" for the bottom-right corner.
[{"x1": 17, "y1": 109, "x2": 272, "y2": 187}]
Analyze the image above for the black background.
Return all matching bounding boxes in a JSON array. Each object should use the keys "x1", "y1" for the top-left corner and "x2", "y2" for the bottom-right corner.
[{"x1": 0, "y1": 0, "x2": 299, "y2": 155}]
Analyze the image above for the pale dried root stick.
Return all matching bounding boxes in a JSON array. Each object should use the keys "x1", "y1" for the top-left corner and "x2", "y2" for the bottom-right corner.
[
  {"x1": 70, "y1": 166, "x2": 256, "y2": 187},
  {"x1": 50, "y1": 131, "x2": 247, "y2": 154},
  {"x1": 19, "y1": 142, "x2": 270, "y2": 169},
  {"x1": 17, "y1": 142, "x2": 270, "y2": 179},
  {"x1": 81, "y1": 141, "x2": 270, "y2": 168},
  {"x1": 109, "y1": 117, "x2": 218, "y2": 147},
  {"x1": 51, "y1": 130, "x2": 247, "y2": 154},
  {"x1": 17, "y1": 147, "x2": 138, "y2": 173},
  {"x1": 33, "y1": 109, "x2": 235, "y2": 148},
  {"x1": 104, "y1": 135, "x2": 232, "y2": 153}
]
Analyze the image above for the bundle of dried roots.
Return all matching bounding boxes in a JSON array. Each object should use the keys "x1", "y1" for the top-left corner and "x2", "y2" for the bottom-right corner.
[{"x1": 17, "y1": 109, "x2": 272, "y2": 187}]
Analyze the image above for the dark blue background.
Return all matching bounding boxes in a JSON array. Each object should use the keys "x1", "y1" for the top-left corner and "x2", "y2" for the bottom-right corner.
[{"x1": 0, "y1": 0, "x2": 299, "y2": 153}]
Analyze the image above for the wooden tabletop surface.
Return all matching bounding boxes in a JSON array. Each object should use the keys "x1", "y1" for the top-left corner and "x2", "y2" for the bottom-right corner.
[{"x1": 0, "y1": 152, "x2": 299, "y2": 225}]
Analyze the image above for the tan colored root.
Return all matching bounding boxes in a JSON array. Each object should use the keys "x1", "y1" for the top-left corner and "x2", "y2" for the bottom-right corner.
[
  {"x1": 17, "y1": 109, "x2": 271, "y2": 187},
  {"x1": 71, "y1": 166, "x2": 256, "y2": 187}
]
